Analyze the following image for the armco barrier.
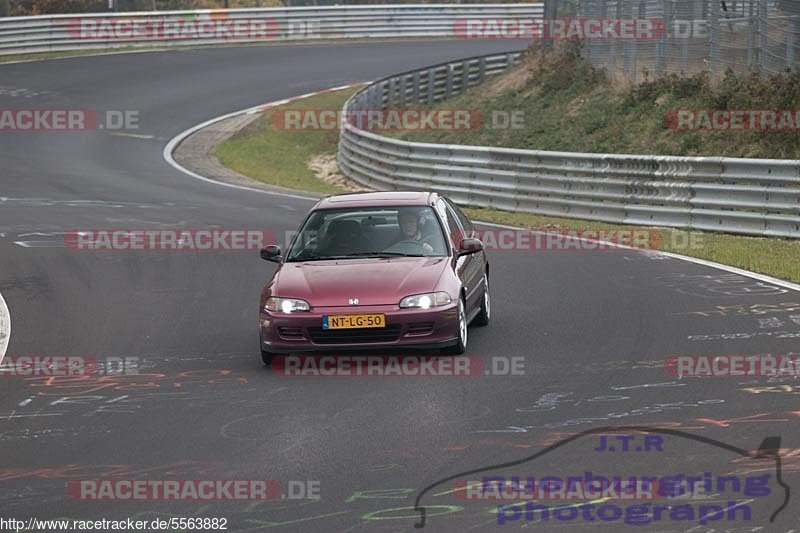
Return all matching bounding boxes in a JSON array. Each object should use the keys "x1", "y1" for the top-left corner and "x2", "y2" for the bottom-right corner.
[
  {"x1": 0, "y1": 4, "x2": 542, "y2": 55},
  {"x1": 338, "y1": 52, "x2": 800, "y2": 239}
]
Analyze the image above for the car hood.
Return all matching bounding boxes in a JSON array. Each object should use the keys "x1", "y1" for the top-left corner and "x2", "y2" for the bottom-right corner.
[{"x1": 273, "y1": 257, "x2": 449, "y2": 307}]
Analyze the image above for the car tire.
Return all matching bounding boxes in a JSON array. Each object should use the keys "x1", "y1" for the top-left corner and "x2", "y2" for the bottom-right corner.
[
  {"x1": 472, "y1": 273, "x2": 490, "y2": 327},
  {"x1": 443, "y1": 297, "x2": 467, "y2": 355},
  {"x1": 261, "y1": 348, "x2": 274, "y2": 366}
]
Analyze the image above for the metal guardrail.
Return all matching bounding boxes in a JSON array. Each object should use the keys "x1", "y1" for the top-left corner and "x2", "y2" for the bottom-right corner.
[
  {"x1": 338, "y1": 52, "x2": 800, "y2": 238},
  {"x1": 0, "y1": 4, "x2": 542, "y2": 55}
]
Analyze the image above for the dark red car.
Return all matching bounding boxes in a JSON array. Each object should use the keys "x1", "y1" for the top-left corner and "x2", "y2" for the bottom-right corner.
[{"x1": 258, "y1": 191, "x2": 490, "y2": 365}]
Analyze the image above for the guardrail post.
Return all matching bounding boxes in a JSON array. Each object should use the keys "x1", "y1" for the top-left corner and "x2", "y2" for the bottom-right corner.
[
  {"x1": 427, "y1": 68, "x2": 436, "y2": 104},
  {"x1": 388, "y1": 78, "x2": 397, "y2": 107},
  {"x1": 478, "y1": 57, "x2": 486, "y2": 84},
  {"x1": 399, "y1": 75, "x2": 407, "y2": 106},
  {"x1": 460, "y1": 60, "x2": 470, "y2": 95},
  {"x1": 445, "y1": 64, "x2": 454, "y2": 99},
  {"x1": 412, "y1": 71, "x2": 421, "y2": 103},
  {"x1": 375, "y1": 83, "x2": 386, "y2": 111}
]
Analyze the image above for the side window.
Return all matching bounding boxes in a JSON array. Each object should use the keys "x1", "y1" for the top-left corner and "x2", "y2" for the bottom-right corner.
[
  {"x1": 436, "y1": 200, "x2": 464, "y2": 246},
  {"x1": 445, "y1": 198, "x2": 474, "y2": 237}
]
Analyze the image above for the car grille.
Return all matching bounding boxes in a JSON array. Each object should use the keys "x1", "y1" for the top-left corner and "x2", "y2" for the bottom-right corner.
[
  {"x1": 308, "y1": 324, "x2": 402, "y2": 344},
  {"x1": 278, "y1": 326, "x2": 305, "y2": 340}
]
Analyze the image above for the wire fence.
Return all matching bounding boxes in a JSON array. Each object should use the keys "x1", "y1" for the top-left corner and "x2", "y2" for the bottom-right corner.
[
  {"x1": 2, "y1": 0, "x2": 280, "y2": 16},
  {"x1": 546, "y1": 0, "x2": 800, "y2": 80}
]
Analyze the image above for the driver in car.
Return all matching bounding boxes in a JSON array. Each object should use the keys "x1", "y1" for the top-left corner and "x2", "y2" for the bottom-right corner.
[{"x1": 397, "y1": 208, "x2": 434, "y2": 253}]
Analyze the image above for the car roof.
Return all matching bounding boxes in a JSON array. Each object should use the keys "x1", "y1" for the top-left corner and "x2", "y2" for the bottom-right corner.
[{"x1": 314, "y1": 191, "x2": 438, "y2": 210}]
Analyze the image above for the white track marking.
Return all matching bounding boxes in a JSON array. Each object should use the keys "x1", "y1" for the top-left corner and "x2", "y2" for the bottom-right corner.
[
  {"x1": 0, "y1": 291, "x2": 10, "y2": 364},
  {"x1": 110, "y1": 132, "x2": 159, "y2": 140},
  {"x1": 162, "y1": 83, "x2": 365, "y2": 202},
  {"x1": 476, "y1": 220, "x2": 800, "y2": 293},
  {"x1": 164, "y1": 85, "x2": 800, "y2": 294}
]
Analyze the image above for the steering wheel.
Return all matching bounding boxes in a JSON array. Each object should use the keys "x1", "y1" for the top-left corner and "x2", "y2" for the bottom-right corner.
[
  {"x1": 384, "y1": 240, "x2": 430, "y2": 254},
  {"x1": 395, "y1": 239, "x2": 425, "y2": 247}
]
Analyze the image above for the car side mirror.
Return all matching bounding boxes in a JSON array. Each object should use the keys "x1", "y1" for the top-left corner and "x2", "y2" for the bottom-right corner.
[
  {"x1": 457, "y1": 238, "x2": 483, "y2": 256},
  {"x1": 260, "y1": 245, "x2": 282, "y2": 263}
]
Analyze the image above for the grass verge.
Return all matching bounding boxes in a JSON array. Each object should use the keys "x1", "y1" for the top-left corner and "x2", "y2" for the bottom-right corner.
[
  {"x1": 390, "y1": 46, "x2": 800, "y2": 159},
  {"x1": 214, "y1": 82, "x2": 800, "y2": 284},
  {"x1": 0, "y1": 48, "x2": 143, "y2": 64},
  {"x1": 462, "y1": 207, "x2": 800, "y2": 284},
  {"x1": 215, "y1": 88, "x2": 358, "y2": 195}
]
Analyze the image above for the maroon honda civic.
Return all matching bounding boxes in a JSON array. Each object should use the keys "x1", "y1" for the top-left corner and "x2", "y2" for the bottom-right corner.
[{"x1": 258, "y1": 191, "x2": 490, "y2": 365}]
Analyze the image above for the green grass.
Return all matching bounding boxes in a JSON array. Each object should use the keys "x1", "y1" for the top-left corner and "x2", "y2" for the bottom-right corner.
[
  {"x1": 215, "y1": 88, "x2": 357, "y2": 195},
  {"x1": 390, "y1": 46, "x2": 800, "y2": 159},
  {"x1": 0, "y1": 49, "x2": 139, "y2": 63},
  {"x1": 215, "y1": 77, "x2": 800, "y2": 284},
  {"x1": 462, "y1": 207, "x2": 800, "y2": 283}
]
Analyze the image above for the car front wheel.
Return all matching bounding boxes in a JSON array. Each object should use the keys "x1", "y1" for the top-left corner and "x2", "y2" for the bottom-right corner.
[
  {"x1": 261, "y1": 349, "x2": 274, "y2": 366},
  {"x1": 443, "y1": 297, "x2": 467, "y2": 355},
  {"x1": 472, "y1": 274, "x2": 490, "y2": 327}
]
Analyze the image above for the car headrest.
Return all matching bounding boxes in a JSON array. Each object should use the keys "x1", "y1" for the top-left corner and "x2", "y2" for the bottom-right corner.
[{"x1": 327, "y1": 219, "x2": 361, "y2": 240}]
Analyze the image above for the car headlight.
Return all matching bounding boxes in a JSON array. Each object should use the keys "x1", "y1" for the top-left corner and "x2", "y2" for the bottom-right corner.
[
  {"x1": 264, "y1": 297, "x2": 311, "y2": 313},
  {"x1": 399, "y1": 292, "x2": 452, "y2": 309}
]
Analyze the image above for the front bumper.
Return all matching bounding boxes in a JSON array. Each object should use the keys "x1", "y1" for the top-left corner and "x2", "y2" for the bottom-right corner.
[{"x1": 260, "y1": 303, "x2": 459, "y2": 353}]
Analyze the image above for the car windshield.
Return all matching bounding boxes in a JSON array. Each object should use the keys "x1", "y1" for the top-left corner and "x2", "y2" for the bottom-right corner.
[{"x1": 286, "y1": 206, "x2": 449, "y2": 261}]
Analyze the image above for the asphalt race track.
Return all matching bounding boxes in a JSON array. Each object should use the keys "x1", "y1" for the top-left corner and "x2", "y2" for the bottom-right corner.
[{"x1": 1, "y1": 40, "x2": 799, "y2": 532}]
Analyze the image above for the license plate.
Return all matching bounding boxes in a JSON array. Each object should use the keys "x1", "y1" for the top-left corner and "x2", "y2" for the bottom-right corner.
[{"x1": 322, "y1": 314, "x2": 386, "y2": 330}]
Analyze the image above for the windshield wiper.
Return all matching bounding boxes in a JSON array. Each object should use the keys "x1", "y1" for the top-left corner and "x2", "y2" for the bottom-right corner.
[
  {"x1": 288, "y1": 252, "x2": 428, "y2": 261},
  {"x1": 347, "y1": 251, "x2": 427, "y2": 258},
  {"x1": 288, "y1": 254, "x2": 354, "y2": 262}
]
